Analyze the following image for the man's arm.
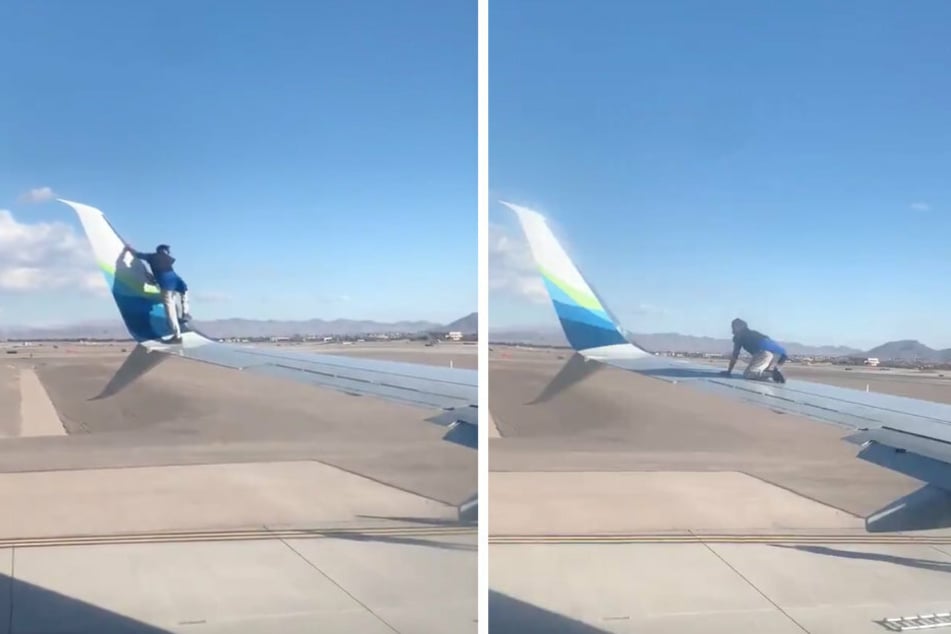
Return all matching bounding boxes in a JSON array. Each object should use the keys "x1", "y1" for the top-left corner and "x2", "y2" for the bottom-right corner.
[
  {"x1": 123, "y1": 244, "x2": 148, "y2": 260},
  {"x1": 723, "y1": 341, "x2": 741, "y2": 374},
  {"x1": 121, "y1": 245, "x2": 156, "y2": 283}
]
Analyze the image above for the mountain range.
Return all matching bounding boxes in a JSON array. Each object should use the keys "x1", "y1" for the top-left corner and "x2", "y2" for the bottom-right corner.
[
  {"x1": 4, "y1": 314, "x2": 945, "y2": 361},
  {"x1": 0, "y1": 312, "x2": 478, "y2": 340},
  {"x1": 489, "y1": 327, "x2": 948, "y2": 360}
]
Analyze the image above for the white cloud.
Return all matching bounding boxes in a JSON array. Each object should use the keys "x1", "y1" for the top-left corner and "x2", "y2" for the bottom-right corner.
[
  {"x1": 488, "y1": 222, "x2": 671, "y2": 320},
  {"x1": 911, "y1": 202, "x2": 932, "y2": 211},
  {"x1": 17, "y1": 187, "x2": 57, "y2": 204},
  {"x1": 0, "y1": 209, "x2": 107, "y2": 295},
  {"x1": 489, "y1": 222, "x2": 548, "y2": 303}
]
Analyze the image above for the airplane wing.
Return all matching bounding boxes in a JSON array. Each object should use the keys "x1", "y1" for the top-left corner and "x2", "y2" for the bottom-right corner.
[
  {"x1": 504, "y1": 200, "x2": 951, "y2": 532},
  {"x1": 62, "y1": 198, "x2": 478, "y2": 517}
]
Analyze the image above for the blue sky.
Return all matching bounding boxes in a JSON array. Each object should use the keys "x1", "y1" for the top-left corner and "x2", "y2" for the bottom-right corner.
[
  {"x1": 0, "y1": 0, "x2": 475, "y2": 327},
  {"x1": 490, "y1": 0, "x2": 951, "y2": 350}
]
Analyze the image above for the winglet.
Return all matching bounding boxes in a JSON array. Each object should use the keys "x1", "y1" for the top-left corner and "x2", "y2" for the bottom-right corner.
[
  {"x1": 59, "y1": 199, "x2": 184, "y2": 343},
  {"x1": 502, "y1": 201, "x2": 650, "y2": 361}
]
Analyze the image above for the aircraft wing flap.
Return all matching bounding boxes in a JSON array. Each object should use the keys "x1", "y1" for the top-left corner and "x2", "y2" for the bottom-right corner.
[
  {"x1": 427, "y1": 405, "x2": 479, "y2": 448},
  {"x1": 846, "y1": 427, "x2": 951, "y2": 467},
  {"x1": 429, "y1": 405, "x2": 479, "y2": 428},
  {"x1": 844, "y1": 427, "x2": 951, "y2": 510}
]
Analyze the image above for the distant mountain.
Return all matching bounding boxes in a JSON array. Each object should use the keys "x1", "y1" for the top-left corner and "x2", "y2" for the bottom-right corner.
[
  {"x1": 192, "y1": 318, "x2": 442, "y2": 339},
  {"x1": 0, "y1": 320, "x2": 129, "y2": 340},
  {"x1": 0, "y1": 317, "x2": 450, "y2": 340},
  {"x1": 442, "y1": 312, "x2": 478, "y2": 334},
  {"x1": 633, "y1": 332, "x2": 862, "y2": 357},
  {"x1": 489, "y1": 327, "x2": 864, "y2": 357},
  {"x1": 866, "y1": 340, "x2": 951, "y2": 363}
]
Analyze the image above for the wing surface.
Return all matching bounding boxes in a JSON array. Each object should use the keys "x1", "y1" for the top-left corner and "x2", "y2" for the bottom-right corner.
[{"x1": 142, "y1": 333, "x2": 476, "y2": 412}]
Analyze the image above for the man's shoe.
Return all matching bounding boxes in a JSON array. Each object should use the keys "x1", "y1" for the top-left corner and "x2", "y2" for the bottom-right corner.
[{"x1": 772, "y1": 368, "x2": 786, "y2": 383}]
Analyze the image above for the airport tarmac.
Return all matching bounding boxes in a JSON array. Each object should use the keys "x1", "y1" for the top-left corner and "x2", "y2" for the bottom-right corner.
[
  {"x1": 0, "y1": 340, "x2": 476, "y2": 633},
  {"x1": 489, "y1": 345, "x2": 951, "y2": 633}
]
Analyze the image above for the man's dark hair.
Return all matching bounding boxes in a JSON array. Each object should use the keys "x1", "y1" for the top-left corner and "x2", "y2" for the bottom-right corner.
[{"x1": 156, "y1": 244, "x2": 170, "y2": 254}]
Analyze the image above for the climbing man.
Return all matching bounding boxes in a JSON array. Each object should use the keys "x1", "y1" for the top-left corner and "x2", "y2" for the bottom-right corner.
[
  {"x1": 124, "y1": 243, "x2": 191, "y2": 342},
  {"x1": 720, "y1": 318, "x2": 787, "y2": 383}
]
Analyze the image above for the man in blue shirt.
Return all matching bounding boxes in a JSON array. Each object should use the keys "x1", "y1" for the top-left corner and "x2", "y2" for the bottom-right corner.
[
  {"x1": 721, "y1": 318, "x2": 787, "y2": 383},
  {"x1": 124, "y1": 243, "x2": 191, "y2": 342}
]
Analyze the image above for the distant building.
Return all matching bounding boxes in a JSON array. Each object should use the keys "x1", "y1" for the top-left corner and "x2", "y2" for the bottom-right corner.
[
  {"x1": 865, "y1": 357, "x2": 880, "y2": 367},
  {"x1": 447, "y1": 331, "x2": 463, "y2": 341}
]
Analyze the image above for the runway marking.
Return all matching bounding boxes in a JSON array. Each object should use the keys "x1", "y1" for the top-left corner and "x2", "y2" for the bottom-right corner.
[
  {"x1": 490, "y1": 532, "x2": 951, "y2": 545},
  {"x1": 17, "y1": 368, "x2": 66, "y2": 437},
  {"x1": 488, "y1": 410, "x2": 502, "y2": 438},
  {"x1": 0, "y1": 525, "x2": 476, "y2": 549}
]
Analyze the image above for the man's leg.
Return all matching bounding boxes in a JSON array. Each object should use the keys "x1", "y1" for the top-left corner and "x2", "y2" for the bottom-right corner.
[
  {"x1": 744, "y1": 351, "x2": 775, "y2": 380},
  {"x1": 176, "y1": 277, "x2": 191, "y2": 321},
  {"x1": 180, "y1": 291, "x2": 191, "y2": 321},
  {"x1": 161, "y1": 289, "x2": 182, "y2": 339},
  {"x1": 771, "y1": 353, "x2": 788, "y2": 383}
]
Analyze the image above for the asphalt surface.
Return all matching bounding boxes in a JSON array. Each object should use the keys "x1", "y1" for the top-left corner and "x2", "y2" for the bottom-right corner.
[{"x1": 0, "y1": 341, "x2": 477, "y2": 506}]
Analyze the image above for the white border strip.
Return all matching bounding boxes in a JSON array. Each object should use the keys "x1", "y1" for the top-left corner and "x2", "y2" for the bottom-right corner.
[{"x1": 477, "y1": 0, "x2": 489, "y2": 630}]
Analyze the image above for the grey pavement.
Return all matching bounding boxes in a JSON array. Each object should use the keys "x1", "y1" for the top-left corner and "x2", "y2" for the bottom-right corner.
[{"x1": 0, "y1": 532, "x2": 474, "y2": 633}]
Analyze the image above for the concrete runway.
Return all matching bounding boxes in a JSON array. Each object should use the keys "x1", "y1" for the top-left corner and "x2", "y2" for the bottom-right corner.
[
  {"x1": 0, "y1": 340, "x2": 476, "y2": 633},
  {"x1": 489, "y1": 345, "x2": 951, "y2": 633}
]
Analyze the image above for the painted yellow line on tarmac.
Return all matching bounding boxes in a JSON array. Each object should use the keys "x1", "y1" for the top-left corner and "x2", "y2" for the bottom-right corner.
[
  {"x1": 0, "y1": 525, "x2": 476, "y2": 549},
  {"x1": 490, "y1": 532, "x2": 951, "y2": 545}
]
